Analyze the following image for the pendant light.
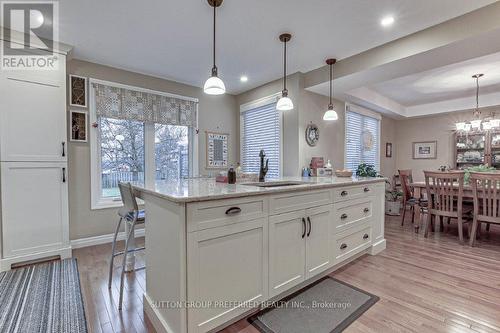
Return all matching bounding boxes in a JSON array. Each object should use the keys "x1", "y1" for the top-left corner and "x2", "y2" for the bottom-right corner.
[
  {"x1": 276, "y1": 33, "x2": 293, "y2": 111},
  {"x1": 470, "y1": 73, "x2": 483, "y2": 129},
  {"x1": 323, "y1": 58, "x2": 338, "y2": 121},
  {"x1": 204, "y1": 0, "x2": 225, "y2": 95}
]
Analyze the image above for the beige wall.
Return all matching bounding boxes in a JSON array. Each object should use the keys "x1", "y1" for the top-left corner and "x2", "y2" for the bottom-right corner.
[
  {"x1": 67, "y1": 59, "x2": 238, "y2": 240},
  {"x1": 380, "y1": 116, "x2": 397, "y2": 179}
]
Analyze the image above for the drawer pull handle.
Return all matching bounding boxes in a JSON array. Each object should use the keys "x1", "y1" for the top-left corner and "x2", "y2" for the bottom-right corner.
[
  {"x1": 363, "y1": 234, "x2": 369, "y2": 240},
  {"x1": 62, "y1": 142, "x2": 66, "y2": 157},
  {"x1": 307, "y1": 217, "x2": 312, "y2": 237},
  {"x1": 340, "y1": 243, "x2": 348, "y2": 250},
  {"x1": 225, "y1": 207, "x2": 241, "y2": 215},
  {"x1": 341, "y1": 190, "x2": 348, "y2": 197},
  {"x1": 301, "y1": 218, "x2": 306, "y2": 238},
  {"x1": 364, "y1": 187, "x2": 370, "y2": 192},
  {"x1": 341, "y1": 213, "x2": 348, "y2": 220},
  {"x1": 363, "y1": 208, "x2": 370, "y2": 213}
]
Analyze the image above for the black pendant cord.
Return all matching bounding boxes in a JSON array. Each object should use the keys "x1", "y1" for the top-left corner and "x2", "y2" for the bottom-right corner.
[
  {"x1": 283, "y1": 40, "x2": 287, "y2": 92},
  {"x1": 213, "y1": 4, "x2": 216, "y2": 71},
  {"x1": 329, "y1": 63, "x2": 333, "y2": 106}
]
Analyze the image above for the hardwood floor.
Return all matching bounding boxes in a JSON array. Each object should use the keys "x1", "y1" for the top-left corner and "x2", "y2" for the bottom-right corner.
[{"x1": 74, "y1": 215, "x2": 500, "y2": 333}]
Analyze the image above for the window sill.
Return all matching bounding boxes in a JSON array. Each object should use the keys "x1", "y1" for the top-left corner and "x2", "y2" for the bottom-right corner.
[{"x1": 91, "y1": 198, "x2": 145, "y2": 211}]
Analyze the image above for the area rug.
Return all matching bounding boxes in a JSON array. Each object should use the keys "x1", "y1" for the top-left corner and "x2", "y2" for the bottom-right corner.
[
  {"x1": 0, "y1": 258, "x2": 88, "y2": 333},
  {"x1": 249, "y1": 277, "x2": 378, "y2": 333}
]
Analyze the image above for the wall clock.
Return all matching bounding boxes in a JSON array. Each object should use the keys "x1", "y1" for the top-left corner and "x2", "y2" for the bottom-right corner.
[{"x1": 305, "y1": 123, "x2": 320, "y2": 147}]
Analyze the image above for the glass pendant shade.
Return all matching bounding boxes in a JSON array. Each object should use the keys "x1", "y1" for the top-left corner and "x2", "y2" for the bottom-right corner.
[
  {"x1": 204, "y1": 74, "x2": 226, "y2": 95},
  {"x1": 323, "y1": 105, "x2": 338, "y2": 121},
  {"x1": 277, "y1": 95, "x2": 294, "y2": 111},
  {"x1": 483, "y1": 121, "x2": 492, "y2": 130},
  {"x1": 471, "y1": 119, "x2": 482, "y2": 129},
  {"x1": 490, "y1": 119, "x2": 500, "y2": 128},
  {"x1": 455, "y1": 122, "x2": 466, "y2": 131},
  {"x1": 464, "y1": 123, "x2": 472, "y2": 132}
]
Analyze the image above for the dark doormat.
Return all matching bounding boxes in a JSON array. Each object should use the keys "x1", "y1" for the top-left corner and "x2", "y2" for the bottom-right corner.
[{"x1": 249, "y1": 276, "x2": 378, "y2": 333}]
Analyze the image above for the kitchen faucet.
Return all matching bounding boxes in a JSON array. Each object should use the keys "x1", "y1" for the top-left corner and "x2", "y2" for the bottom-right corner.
[{"x1": 259, "y1": 149, "x2": 269, "y2": 182}]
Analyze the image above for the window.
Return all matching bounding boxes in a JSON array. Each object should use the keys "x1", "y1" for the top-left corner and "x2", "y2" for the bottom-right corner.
[
  {"x1": 344, "y1": 104, "x2": 381, "y2": 172},
  {"x1": 90, "y1": 80, "x2": 198, "y2": 209},
  {"x1": 240, "y1": 96, "x2": 282, "y2": 178}
]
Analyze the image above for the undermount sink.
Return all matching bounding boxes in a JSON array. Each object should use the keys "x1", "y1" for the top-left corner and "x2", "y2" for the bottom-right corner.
[{"x1": 241, "y1": 181, "x2": 307, "y2": 188}]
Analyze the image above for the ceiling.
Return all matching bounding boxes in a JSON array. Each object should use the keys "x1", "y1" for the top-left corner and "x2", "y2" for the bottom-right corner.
[
  {"x1": 369, "y1": 52, "x2": 500, "y2": 106},
  {"x1": 57, "y1": 0, "x2": 496, "y2": 95}
]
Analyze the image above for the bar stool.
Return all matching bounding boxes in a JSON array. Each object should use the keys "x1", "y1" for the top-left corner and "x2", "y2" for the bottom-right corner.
[{"x1": 107, "y1": 182, "x2": 145, "y2": 310}]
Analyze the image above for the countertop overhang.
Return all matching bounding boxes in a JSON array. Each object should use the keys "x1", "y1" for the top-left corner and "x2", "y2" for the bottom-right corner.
[{"x1": 132, "y1": 177, "x2": 386, "y2": 203}]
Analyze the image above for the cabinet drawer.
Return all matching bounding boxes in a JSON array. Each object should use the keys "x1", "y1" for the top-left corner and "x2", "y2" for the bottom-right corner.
[
  {"x1": 269, "y1": 190, "x2": 331, "y2": 215},
  {"x1": 333, "y1": 184, "x2": 375, "y2": 203},
  {"x1": 333, "y1": 198, "x2": 372, "y2": 234},
  {"x1": 334, "y1": 226, "x2": 372, "y2": 262},
  {"x1": 187, "y1": 196, "x2": 268, "y2": 232}
]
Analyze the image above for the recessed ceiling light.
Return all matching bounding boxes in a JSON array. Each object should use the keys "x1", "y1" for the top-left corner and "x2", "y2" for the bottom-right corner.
[
  {"x1": 240, "y1": 75, "x2": 248, "y2": 82},
  {"x1": 380, "y1": 16, "x2": 395, "y2": 27}
]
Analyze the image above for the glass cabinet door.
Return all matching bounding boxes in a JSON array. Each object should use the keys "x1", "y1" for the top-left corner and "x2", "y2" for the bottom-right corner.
[{"x1": 456, "y1": 133, "x2": 485, "y2": 169}]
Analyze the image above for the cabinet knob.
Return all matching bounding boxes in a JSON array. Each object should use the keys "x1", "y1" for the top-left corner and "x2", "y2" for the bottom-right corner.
[
  {"x1": 340, "y1": 243, "x2": 348, "y2": 250},
  {"x1": 341, "y1": 190, "x2": 348, "y2": 197},
  {"x1": 363, "y1": 234, "x2": 369, "y2": 240},
  {"x1": 364, "y1": 187, "x2": 370, "y2": 192},
  {"x1": 363, "y1": 207, "x2": 370, "y2": 213},
  {"x1": 225, "y1": 207, "x2": 241, "y2": 215},
  {"x1": 341, "y1": 213, "x2": 348, "y2": 220}
]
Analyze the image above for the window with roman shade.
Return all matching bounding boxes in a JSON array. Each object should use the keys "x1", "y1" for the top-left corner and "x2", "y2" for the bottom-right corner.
[
  {"x1": 241, "y1": 101, "x2": 281, "y2": 178},
  {"x1": 90, "y1": 81, "x2": 198, "y2": 209},
  {"x1": 344, "y1": 104, "x2": 380, "y2": 172}
]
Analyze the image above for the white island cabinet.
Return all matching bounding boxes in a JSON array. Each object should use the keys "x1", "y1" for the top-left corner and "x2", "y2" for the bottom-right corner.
[{"x1": 133, "y1": 177, "x2": 386, "y2": 333}]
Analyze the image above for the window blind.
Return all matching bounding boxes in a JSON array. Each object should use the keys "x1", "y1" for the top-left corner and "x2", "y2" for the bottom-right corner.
[
  {"x1": 345, "y1": 109, "x2": 380, "y2": 172},
  {"x1": 242, "y1": 102, "x2": 281, "y2": 178}
]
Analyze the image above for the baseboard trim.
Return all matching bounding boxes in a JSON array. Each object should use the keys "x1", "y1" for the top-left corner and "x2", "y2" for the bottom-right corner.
[
  {"x1": 144, "y1": 293, "x2": 174, "y2": 333},
  {"x1": 71, "y1": 228, "x2": 145, "y2": 249},
  {"x1": 370, "y1": 239, "x2": 387, "y2": 255}
]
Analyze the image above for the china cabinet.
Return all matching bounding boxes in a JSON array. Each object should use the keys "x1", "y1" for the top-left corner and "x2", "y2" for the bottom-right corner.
[{"x1": 455, "y1": 131, "x2": 500, "y2": 169}]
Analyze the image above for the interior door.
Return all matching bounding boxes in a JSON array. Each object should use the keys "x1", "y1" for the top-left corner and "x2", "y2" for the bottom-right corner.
[
  {"x1": 0, "y1": 69, "x2": 66, "y2": 162},
  {"x1": 305, "y1": 205, "x2": 332, "y2": 278},
  {"x1": 1, "y1": 162, "x2": 69, "y2": 258},
  {"x1": 268, "y1": 210, "x2": 306, "y2": 297}
]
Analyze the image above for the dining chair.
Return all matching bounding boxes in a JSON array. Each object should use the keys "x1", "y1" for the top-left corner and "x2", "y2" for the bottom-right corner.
[
  {"x1": 398, "y1": 169, "x2": 425, "y2": 228},
  {"x1": 469, "y1": 172, "x2": 500, "y2": 246},
  {"x1": 108, "y1": 182, "x2": 146, "y2": 310},
  {"x1": 423, "y1": 171, "x2": 472, "y2": 242}
]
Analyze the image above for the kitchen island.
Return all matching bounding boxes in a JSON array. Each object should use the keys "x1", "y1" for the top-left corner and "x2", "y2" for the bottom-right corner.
[{"x1": 133, "y1": 177, "x2": 386, "y2": 333}]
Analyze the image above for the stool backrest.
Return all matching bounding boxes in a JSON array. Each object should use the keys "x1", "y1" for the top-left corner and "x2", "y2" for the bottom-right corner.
[
  {"x1": 424, "y1": 171, "x2": 464, "y2": 218},
  {"x1": 470, "y1": 172, "x2": 500, "y2": 223},
  {"x1": 118, "y1": 182, "x2": 139, "y2": 214}
]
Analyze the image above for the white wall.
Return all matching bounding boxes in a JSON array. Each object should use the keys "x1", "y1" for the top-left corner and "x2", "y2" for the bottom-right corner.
[{"x1": 67, "y1": 60, "x2": 238, "y2": 240}]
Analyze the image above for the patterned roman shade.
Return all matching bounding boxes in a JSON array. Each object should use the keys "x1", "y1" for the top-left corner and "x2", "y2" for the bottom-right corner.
[{"x1": 92, "y1": 83, "x2": 197, "y2": 126}]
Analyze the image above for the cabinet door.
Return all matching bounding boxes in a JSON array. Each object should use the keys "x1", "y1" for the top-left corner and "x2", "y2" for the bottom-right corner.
[
  {"x1": 305, "y1": 205, "x2": 332, "y2": 279},
  {"x1": 187, "y1": 218, "x2": 268, "y2": 333},
  {"x1": 269, "y1": 210, "x2": 306, "y2": 297},
  {"x1": 0, "y1": 68, "x2": 66, "y2": 162},
  {"x1": 1, "y1": 162, "x2": 69, "y2": 258}
]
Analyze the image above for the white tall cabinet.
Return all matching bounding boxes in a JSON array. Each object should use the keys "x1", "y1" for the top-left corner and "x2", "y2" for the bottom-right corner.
[{"x1": 0, "y1": 46, "x2": 71, "y2": 271}]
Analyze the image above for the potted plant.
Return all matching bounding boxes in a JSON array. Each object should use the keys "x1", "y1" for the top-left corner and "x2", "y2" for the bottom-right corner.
[
  {"x1": 385, "y1": 180, "x2": 402, "y2": 216},
  {"x1": 356, "y1": 163, "x2": 378, "y2": 178}
]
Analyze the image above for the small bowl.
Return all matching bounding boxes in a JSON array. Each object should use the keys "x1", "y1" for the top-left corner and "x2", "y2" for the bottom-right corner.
[{"x1": 335, "y1": 170, "x2": 353, "y2": 177}]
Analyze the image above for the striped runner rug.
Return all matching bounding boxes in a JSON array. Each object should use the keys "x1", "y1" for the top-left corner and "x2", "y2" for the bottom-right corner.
[{"x1": 0, "y1": 258, "x2": 87, "y2": 333}]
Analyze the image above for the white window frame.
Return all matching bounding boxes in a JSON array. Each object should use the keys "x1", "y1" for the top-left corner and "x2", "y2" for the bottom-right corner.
[
  {"x1": 343, "y1": 103, "x2": 381, "y2": 171},
  {"x1": 239, "y1": 92, "x2": 283, "y2": 178},
  {"x1": 89, "y1": 78, "x2": 199, "y2": 210}
]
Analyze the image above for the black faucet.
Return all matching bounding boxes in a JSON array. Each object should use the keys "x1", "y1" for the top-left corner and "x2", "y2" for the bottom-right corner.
[{"x1": 259, "y1": 149, "x2": 269, "y2": 182}]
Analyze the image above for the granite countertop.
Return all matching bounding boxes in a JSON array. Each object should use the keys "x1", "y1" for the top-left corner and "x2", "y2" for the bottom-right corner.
[{"x1": 132, "y1": 176, "x2": 385, "y2": 203}]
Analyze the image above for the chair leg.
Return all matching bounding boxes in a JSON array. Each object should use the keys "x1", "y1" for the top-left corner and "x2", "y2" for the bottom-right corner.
[
  {"x1": 457, "y1": 217, "x2": 464, "y2": 243},
  {"x1": 119, "y1": 220, "x2": 136, "y2": 311},
  {"x1": 108, "y1": 217, "x2": 123, "y2": 289},
  {"x1": 411, "y1": 205, "x2": 415, "y2": 224},
  {"x1": 424, "y1": 212, "x2": 431, "y2": 238},
  {"x1": 401, "y1": 205, "x2": 407, "y2": 226},
  {"x1": 469, "y1": 217, "x2": 479, "y2": 247},
  {"x1": 439, "y1": 217, "x2": 444, "y2": 232},
  {"x1": 431, "y1": 215, "x2": 435, "y2": 232},
  {"x1": 486, "y1": 223, "x2": 491, "y2": 232}
]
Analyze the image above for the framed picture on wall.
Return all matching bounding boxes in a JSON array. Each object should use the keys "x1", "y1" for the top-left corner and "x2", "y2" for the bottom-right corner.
[
  {"x1": 206, "y1": 131, "x2": 228, "y2": 169},
  {"x1": 413, "y1": 141, "x2": 437, "y2": 159},
  {"x1": 385, "y1": 143, "x2": 392, "y2": 158},
  {"x1": 70, "y1": 110, "x2": 88, "y2": 142},
  {"x1": 69, "y1": 75, "x2": 87, "y2": 107}
]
